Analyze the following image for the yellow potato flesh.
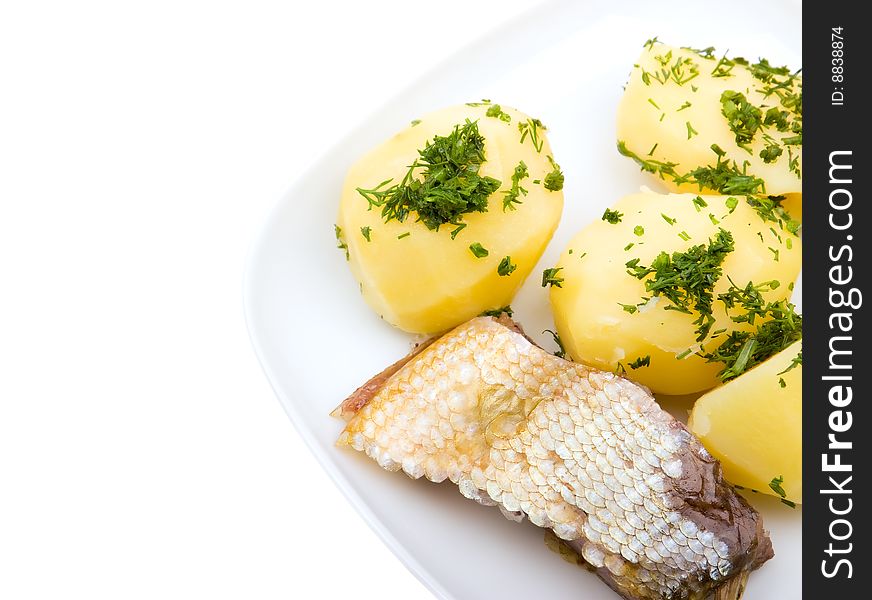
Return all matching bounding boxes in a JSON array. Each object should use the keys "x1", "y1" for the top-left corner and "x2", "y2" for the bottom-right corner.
[
  {"x1": 550, "y1": 190, "x2": 800, "y2": 395},
  {"x1": 689, "y1": 341, "x2": 802, "y2": 503},
  {"x1": 338, "y1": 104, "x2": 563, "y2": 334},
  {"x1": 617, "y1": 44, "x2": 802, "y2": 200}
]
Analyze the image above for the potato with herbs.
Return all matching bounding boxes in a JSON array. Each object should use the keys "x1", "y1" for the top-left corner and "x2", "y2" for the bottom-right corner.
[
  {"x1": 337, "y1": 103, "x2": 564, "y2": 334},
  {"x1": 549, "y1": 189, "x2": 801, "y2": 395},
  {"x1": 617, "y1": 40, "x2": 802, "y2": 217},
  {"x1": 689, "y1": 341, "x2": 802, "y2": 504}
]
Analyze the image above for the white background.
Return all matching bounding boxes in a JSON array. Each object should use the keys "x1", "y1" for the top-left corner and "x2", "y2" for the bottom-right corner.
[{"x1": 0, "y1": 1, "x2": 540, "y2": 598}]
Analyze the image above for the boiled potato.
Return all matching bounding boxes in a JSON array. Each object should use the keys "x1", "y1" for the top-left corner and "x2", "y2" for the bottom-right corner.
[
  {"x1": 617, "y1": 42, "x2": 802, "y2": 205},
  {"x1": 689, "y1": 341, "x2": 802, "y2": 503},
  {"x1": 550, "y1": 189, "x2": 800, "y2": 395},
  {"x1": 338, "y1": 103, "x2": 563, "y2": 334}
]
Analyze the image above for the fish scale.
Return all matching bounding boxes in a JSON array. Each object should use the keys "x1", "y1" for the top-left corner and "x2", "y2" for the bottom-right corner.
[{"x1": 336, "y1": 317, "x2": 771, "y2": 600}]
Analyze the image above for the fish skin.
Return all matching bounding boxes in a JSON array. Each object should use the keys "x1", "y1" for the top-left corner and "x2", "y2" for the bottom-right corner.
[{"x1": 336, "y1": 317, "x2": 772, "y2": 599}]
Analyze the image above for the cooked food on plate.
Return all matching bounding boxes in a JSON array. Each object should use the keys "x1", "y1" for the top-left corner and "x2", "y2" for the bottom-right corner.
[
  {"x1": 329, "y1": 36, "x2": 803, "y2": 599},
  {"x1": 549, "y1": 190, "x2": 800, "y2": 395},
  {"x1": 690, "y1": 340, "x2": 802, "y2": 504},
  {"x1": 336, "y1": 102, "x2": 564, "y2": 334},
  {"x1": 334, "y1": 316, "x2": 773, "y2": 600},
  {"x1": 616, "y1": 40, "x2": 801, "y2": 219}
]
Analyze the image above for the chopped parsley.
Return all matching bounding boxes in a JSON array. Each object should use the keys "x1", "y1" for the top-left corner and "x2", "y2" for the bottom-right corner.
[
  {"x1": 542, "y1": 267, "x2": 564, "y2": 288},
  {"x1": 503, "y1": 161, "x2": 529, "y2": 211},
  {"x1": 543, "y1": 329, "x2": 566, "y2": 359},
  {"x1": 334, "y1": 225, "x2": 349, "y2": 260},
  {"x1": 468, "y1": 242, "x2": 489, "y2": 258},
  {"x1": 628, "y1": 355, "x2": 651, "y2": 369},
  {"x1": 625, "y1": 229, "x2": 735, "y2": 341},
  {"x1": 544, "y1": 156, "x2": 564, "y2": 191},
  {"x1": 497, "y1": 256, "x2": 517, "y2": 277},
  {"x1": 485, "y1": 104, "x2": 511, "y2": 122},
  {"x1": 355, "y1": 119, "x2": 501, "y2": 231},
  {"x1": 602, "y1": 209, "x2": 624, "y2": 224}
]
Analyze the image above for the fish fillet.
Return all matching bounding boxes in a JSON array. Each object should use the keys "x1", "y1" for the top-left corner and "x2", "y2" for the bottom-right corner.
[{"x1": 334, "y1": 316, "x2": 772, "y2": 599}]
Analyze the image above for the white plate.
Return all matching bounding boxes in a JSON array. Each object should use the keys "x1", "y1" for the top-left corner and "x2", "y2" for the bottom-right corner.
[{"x1": 244, "y1": 1, "x2": 802, "y2": 598}]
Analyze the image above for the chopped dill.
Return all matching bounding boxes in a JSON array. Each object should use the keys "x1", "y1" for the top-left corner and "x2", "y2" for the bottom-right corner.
[
  {"x1": 355, "y1": 119, "x2": 501, "y2": 231},
  {"x1": 542, "y1": 267, "x2": 564, "y2": 288},
  {"x1": 602, "y1": 208, "x2": 624, "y2": 224},
  {"x1": 503, "y1": 161, "x2": 529, "y2": 211},
  {"x1": 468, "y1": 242, "x2": 489, "y2": 258},
  {"x1": 497, "y1": 256, "x2": 517, "y2": 277}
]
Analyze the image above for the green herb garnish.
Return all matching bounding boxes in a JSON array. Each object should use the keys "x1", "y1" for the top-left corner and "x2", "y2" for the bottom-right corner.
[
  {"x1": 485, "y1": 104, "x2": 511, "y2": 122},
  {"x1": 334, "y1": 225, "x2": 349, "y2": 260},
  {"x1": 356, "y1": 119, "x2": 501, "y2": 231},
  {"x1": 628, "y1": 355, "x2": 651, "y2": 369},
  {"x1": 497, "y1": 256, "x2": 517, "y2": 277},
  {"x1": 626, "y1": 229, "x2": 735, "y2": 341},
  {"x1": 778, "y1": 351, "x2": 802, "y2": 375},
  {"x1": 481, "y1": 305, "x2": 513, "y2": 318},
  {"x1": 469, "y1": 242, "x2": 489, "y2": 258},
  {"x1": 542, "y1": 267, "x2": 564, "y2": 288},
  {"x1": 686, "y1": 121, "x2": 698, "y2": 139},
  {"x1": 768, "y1": 475, "x2": 796, "y2": 508},
  {"x1": 360, "y1": 226, "x2": 372, "y2": 242},
  {"x1": 543, "y1": 329, "x2": 566, "y2": 359},
  {"x1": 634, "y1": 225, "x2": 645, "y2": 236},
  {"x1": 503, "y1": 160, "x2": 529, "y2": 210},
  {"x1": 602, "y1": 209, "x2": 624, "y2": 224},
  {"x1": 397, "y1": 232, "x2": 410, "y2": 239},
  {"x1": 720, "y1": 90, "x2": 763, "y2": 152},
  {"x1": 518, "y1": 118, "x2": 546, "y2": 152},
  {"x1": 617, "y1": 140, "x2": 680, "y2": 180},
  {"x1": 703, "y1": 281, "x2": 802, "y2": 381},
  {"x1": 544, "y1": 156, "x2": 564, "y2": 191}
]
